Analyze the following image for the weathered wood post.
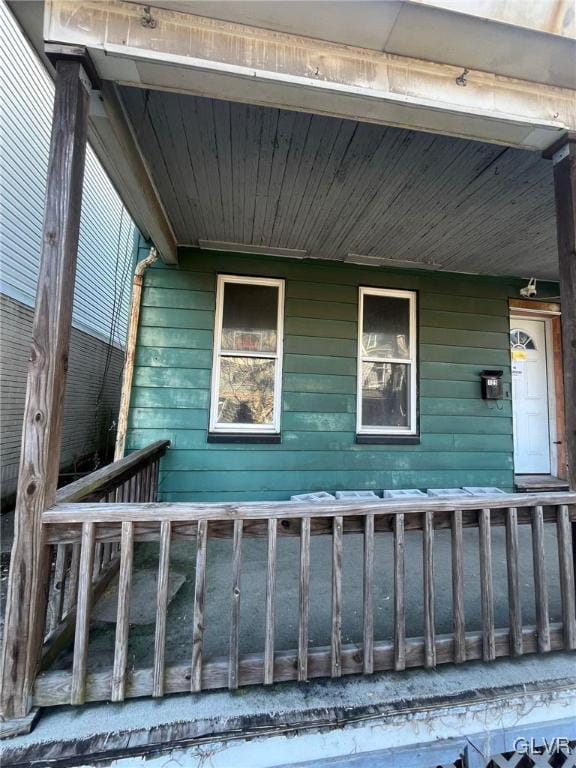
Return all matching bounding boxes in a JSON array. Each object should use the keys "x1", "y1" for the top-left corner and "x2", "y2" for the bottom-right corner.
[
  {"x1": 0, "y1": 60, "x2": 91, "y2": 725},
  {"x1": 550, "y1": 134, "x2": 576, "y2": 605},
  {"x1": 551, "y1": 135, "x2": 576, "y2": 492}
]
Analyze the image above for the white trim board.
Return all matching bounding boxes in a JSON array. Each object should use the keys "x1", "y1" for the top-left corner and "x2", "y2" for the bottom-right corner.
[{"x1": 209, "y1": 274, "x2": 285, "y2": 435}]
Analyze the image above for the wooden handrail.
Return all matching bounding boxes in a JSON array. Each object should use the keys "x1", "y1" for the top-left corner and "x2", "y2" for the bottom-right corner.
[
  {"x1": 35, "y1": 497, "x2": 576, "y2": 708},
  {"x1": 54, "y1": 441, "x2": 170, "y2": 504},
  {"x1": 44, "y1": 492, "x2": 576, "y2": 524}
]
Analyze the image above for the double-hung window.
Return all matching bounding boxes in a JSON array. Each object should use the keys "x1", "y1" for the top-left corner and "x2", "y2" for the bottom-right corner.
[
  {"x1": 357, "y1": 287, "x2": 417, "y2": 436},
  {"x1": 210, "y1": 275, "x2": 284, "y2": 434}
]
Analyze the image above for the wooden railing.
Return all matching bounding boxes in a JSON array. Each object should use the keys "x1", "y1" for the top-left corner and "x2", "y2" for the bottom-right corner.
[
  {"x1": 34, "y1": 491, "x2": 576, "y2": 707},
  {"x1": 41, "y1": 441, "x2": 170, "y2": 669}
]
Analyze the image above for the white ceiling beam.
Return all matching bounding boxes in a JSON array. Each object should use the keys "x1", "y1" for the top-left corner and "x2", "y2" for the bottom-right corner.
[
  {"x1": 42, "y1": 0, "x2": 575, "y2": 152},
  {"x1": 87, "y1": 79, "x2": 178, "y2": 264}
]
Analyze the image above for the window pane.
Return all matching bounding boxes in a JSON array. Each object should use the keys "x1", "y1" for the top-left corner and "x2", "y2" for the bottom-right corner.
[
  {"x1": 362, "y1": 294, "x2": 410, "y2": 359},
  {"x1": 361, "y1": 362, "x2": 410, "y2": 428},
  {"x1": 217, "y1": 357, "x2": 275, "y2": 426},
  {"x1": 222, "y1": 283, "x2": 278, "y2": 353}
]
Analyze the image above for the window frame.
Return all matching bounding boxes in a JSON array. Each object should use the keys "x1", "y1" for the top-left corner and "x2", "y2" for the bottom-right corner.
[
  {"x1": 209, "y1": 274, "x2": 285, "y2": 434},
  {"x1": 357, "y1": 286, "x2": 418, "y2": 436}
]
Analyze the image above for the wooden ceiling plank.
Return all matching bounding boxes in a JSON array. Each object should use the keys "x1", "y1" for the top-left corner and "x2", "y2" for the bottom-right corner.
[
  {"x1": 116, "y1": 85, "x2": 559, "y2": 279},
  {"x1": 275, "y1": 115, "x2": 328, "y2": 250},
  {"x1": 153, "y1": 92, "x2": 205, "y2": 244},
  {"x1": 290, "y1": 118, "x2": 354, "y2": 249},
  {"x1": 305, "y1": 122, "x2": 384, "y2": 256},
  {"x1": 333, "y1": 131, "x2": 437, "y2": 259},
  {"x1": 196, "y1": 96, "x2": 229, "y2": 243},
  {"x1": 211, "y1": 99, "x2": 235, "y2": 245},
  {"x1": 94, "y1": 83, "x2": 178, "y2": 264},
  {"x1": 242, "y1": 104, "x2": 264, "y2": 247},
  {"x1": 260, "y1": 110, "x2": 299, "y2": 248},
  {"x1": 120, "y1": 87, "x2": 189, "y2": 245},
  {"x1": 252, "y1": 108, "x2": 279, "y2": 248},
  {"x1": 270, "y1": 112, "x2": 313, "y2": 247}
]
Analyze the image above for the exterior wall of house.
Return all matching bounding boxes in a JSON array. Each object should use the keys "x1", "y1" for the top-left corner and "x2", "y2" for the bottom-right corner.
[
  {"x1": 0, "y1": 1, "x2": 136, "y2": 343},
  {"x1": 0, "y1": 2, "x2": 137, "y2": 501},
  {"x1": 126, "y1": 250, "x2": 559, "y2": 502},
  {"x1": 1, "y1": 296, "x2": 124, "y2": 499}
]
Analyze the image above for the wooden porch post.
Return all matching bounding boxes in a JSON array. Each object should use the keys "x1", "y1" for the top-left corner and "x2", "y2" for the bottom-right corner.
[
  {"x1": 551, "y1": 135, "x2": 576, "y2": 492},
  {"x1": 0, "y1": 60, "x2": 91, "y2": 721}
]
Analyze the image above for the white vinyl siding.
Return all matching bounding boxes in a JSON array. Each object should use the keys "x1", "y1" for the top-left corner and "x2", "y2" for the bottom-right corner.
[
  {"x1": 0, "y1": 0, "x2": 135, "y2": 347},
  {"x1": 0, "y1": 295, "x2": 124, "y2": 499}
]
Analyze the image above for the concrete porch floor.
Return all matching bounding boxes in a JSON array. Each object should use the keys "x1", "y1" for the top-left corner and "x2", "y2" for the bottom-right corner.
[
  {"x1": 2, "y1": 654, "x2": 575, "y2": 767},
  {"x1": 49, "y1": 524, "x2": 563, "y2": 674}
]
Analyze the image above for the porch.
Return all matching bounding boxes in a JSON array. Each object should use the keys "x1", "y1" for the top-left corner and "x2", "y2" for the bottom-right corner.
[
  {"x1": 25, "y1": 444, "x2": 576, "y2": 709},
  {"x1": 2, "y1": 0, "x2": 576, "y2": 749}
]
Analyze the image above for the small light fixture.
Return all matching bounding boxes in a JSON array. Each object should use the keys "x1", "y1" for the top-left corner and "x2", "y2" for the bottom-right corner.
[
  {"x1": 141, "y1": 5, "x2": 157, "y2": 28},
  {"x1": 520, "y1": 278, "x2": 537, "y2": 298},
  {"x1": 456, "y1": 68, "x2": 469, "y2": 87}
]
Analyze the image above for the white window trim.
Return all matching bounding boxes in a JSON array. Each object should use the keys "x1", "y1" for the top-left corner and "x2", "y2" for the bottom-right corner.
[
  {"x1": 357, "y1": 287, "x2": 418, "y2": 436},
  {"x1": 210, "y1": 274, "x2": 285, "y2": 433}
]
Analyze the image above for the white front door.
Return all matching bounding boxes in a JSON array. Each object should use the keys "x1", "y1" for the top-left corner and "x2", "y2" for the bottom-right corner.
[{"x1": 510, "y1": 318, "x2": 551, "y2": 474}]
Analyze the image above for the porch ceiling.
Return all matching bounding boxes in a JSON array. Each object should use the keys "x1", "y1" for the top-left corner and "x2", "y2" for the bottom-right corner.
[{"x1": 120, "y1": 86, "x2": 559, "y2": 280}]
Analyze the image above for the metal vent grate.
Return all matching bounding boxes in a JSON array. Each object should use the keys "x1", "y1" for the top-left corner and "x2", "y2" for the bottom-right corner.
[
  {"x1": 486, "y1": 747, "x2": 576, "y2": 767},
  {"x1": 430, "y1": 743, "x2": 576, "y2": 768}
]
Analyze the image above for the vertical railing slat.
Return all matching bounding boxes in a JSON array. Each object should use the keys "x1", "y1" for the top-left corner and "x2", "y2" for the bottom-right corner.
[
  {"x1": 148, "y1": 462, "x2": 155, "y2": 500},
  {"x1": 70, "y1": 523, "x2": 96, "y2": 705},
  {"x1": 479, "y1": 508, "x2": 495, "y2": 661},
  {"x1": 130, "y1": 475, "x2": 138, "y2": 503},
  {"x1": 505, "y1": 507, "x2": 523, "y2": 656},
  {"x1": 331, "y1": 516, "x2": 343, "y2": 678},
  {"x1": 394, "y1": 513, "x2": 406, "y2": 671},
  {"x1": 150, "y1": 459, "x2": 159, "y2": 503},
  {"x1": 143, "y1": 464, "x2": 152, "y2": 502},
  {"x1": 101, "y1": 493, "x2": 113, "y2": 566},
  {"x1": 228, "y1": 519, "x2": 243, "y2": 690},
  {"x1": 153, "y1": 521, "x2": 172, "y2": 697},
  {"x1": 298, "y1": 517, "x2": 311, "y2": 682},
  {"x1": 531, "y1": 505, "x2": 551, "y2": 653},
  {"x1": 48, "y1": 544, "x2": 68, "y2": 633},
  {"x1": 363, "y1": 513, "x2": 375, "y2": 674},
  {"x1": 451, "y1": 509, "x2": 466, "y2": 663},
  {"x1": 65, "y1": 542, "x2": 81, "y2": 617},
  {"x1": 423, "y1": 509, "x2": 436, "y2": 668},
  {"x1": 557, "y1": 505, "x2": 576, "y2": 650},
  {"x1": 93, "y1": 492, "x2": 104, "y2": 581},
  {"x1": 111, "y1": 522, "x2": 134, "y2": 702},
  {"x1": 264, "y1": 518, "x2": 277, "y2": 685},
  {"x1": 190, "y1": 519, "x2": 208, "y2": 693}
]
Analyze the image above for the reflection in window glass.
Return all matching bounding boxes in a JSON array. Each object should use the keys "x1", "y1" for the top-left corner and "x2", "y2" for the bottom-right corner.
[
  {"x1": 358, "y1": 288, "x2": 416, "y2": 434},
  {"x1": 217, "y1": 357, "x2": 275, "y2": 425},
  {"x1": 510, "y1": 329, "x2": 536, "y2": 350},
  {"x1": 221, "y1": 283, "x2": 278, "y2": 353},
  {"x1": 361, "y1": 362, "x2": 409, "y2": 428},
  {"x1": 211, "y1": 276, "x2": 284, "y2": 433},
  {"x1": 362, "y1": 295, "x2": 410, "y2": 359}
]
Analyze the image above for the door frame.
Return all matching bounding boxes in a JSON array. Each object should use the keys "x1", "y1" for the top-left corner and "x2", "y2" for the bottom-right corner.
[{"x1": 509, "y1": 299, "x2": 565, "y2": 478}]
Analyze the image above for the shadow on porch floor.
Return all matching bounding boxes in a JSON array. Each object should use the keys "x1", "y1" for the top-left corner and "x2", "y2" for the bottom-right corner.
[{"x1": 49, "y1": 524, "x2": 562, "y2": 674}]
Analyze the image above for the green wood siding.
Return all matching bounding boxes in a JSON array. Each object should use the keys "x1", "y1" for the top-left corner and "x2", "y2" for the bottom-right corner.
[{"x1": 126, "y1": 250, "x2": 557, "y2": 501}]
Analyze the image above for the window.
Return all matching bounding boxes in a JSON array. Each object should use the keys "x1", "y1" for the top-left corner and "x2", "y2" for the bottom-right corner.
[
  {"x1": 510, "y1": 329, "x2": 536, "y2": 350},
  {"x1": 210, "y1": 275, "x2": 284, "y2": 433},
  {"x1": 357, "y1": 287, "x2": 417, "y2": 435}
]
